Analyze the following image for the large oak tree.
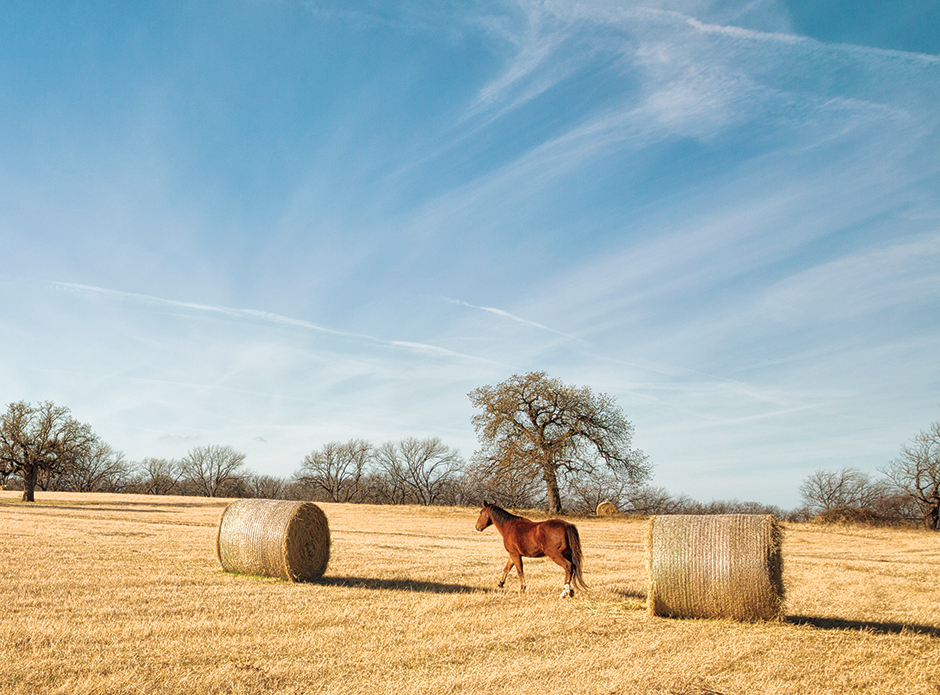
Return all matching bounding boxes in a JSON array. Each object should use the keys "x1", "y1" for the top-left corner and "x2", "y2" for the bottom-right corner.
[
  {"x1": 468, "y1": 371, "x2": 651, "y2": 513},
  {"x1": 0, "y1": 401, "x2": 98, "y2": 502}
]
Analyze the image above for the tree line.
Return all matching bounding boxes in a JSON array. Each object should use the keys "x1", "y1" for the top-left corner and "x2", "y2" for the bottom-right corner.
[
  {"x1": 2, "y1": 372, "x2": 938, "y2": 528},
  {"x1": 0, "y1": 426, "x2": 783, "y2": 516},
  {"x1": 795, "y1": 421, "x2": 940, "y2": 530}
]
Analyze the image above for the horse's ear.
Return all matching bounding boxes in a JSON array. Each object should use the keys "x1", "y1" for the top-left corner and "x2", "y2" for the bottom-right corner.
[{"x1": 483, "y1": 499, "x2": 489, "y2": 507}]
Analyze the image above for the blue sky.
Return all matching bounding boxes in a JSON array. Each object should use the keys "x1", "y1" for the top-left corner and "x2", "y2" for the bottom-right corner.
[{"x1": 1, "y1": 0, "x2": 938, "y2": 508}]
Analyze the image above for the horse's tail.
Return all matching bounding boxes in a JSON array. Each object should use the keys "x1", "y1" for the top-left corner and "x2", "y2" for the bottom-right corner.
[{"x1": 566, "y1": 524, "x2": 588, "y2": 591}]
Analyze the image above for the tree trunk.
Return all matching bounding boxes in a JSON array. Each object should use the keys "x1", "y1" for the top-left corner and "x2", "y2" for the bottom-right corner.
[
  {"x1": 22, "y1": 465, "x2": 37, "y2": 502},
  {"x1": 542, "y1": 464, "x2": 563, "y2": 514},
  {"x1": 926, "y1": 499, "x2": 940, "y2": 531}
]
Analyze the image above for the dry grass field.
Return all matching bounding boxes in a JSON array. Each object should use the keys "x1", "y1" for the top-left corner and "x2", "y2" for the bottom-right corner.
[{"x1": 1, "y1": 491, "x2": 939, "y2": 695}]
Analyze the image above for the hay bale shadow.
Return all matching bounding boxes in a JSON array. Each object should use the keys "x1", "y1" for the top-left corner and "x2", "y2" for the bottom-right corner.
[
  {"x1": 611, "y1": 588, "x2": 647, "y2": 600},
  {"x1": 787, "y1": 615, "x2": 940, "y2": 637}
]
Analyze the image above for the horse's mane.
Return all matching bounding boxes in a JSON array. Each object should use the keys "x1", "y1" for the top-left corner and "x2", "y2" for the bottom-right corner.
[{"x1": 488, "y1": 503, "x2": 523, "y2": 524}]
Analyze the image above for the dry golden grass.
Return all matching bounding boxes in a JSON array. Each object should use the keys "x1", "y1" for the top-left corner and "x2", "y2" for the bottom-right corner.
[{"x1": 1, "y1": 491, "x2": 939, "y2": 695}]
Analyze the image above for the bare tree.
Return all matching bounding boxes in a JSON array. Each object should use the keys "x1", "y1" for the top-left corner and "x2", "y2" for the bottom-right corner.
[
  {"x1": 469, "y1": 371, "x2": 651, "y2": 513},
  {"x1": 180, "y1": 445, "x2": 247, "y2": 497},
  {"x1": 136, "y1": 457, "x2": 183, "y2": 495},
  {"x1": 295, "y1": 439, "x2": 373, "y2": 503},
  {"x1": 0, "y1": 401, "x2": 98, "y2": 502},
  {"x1": 244, "y1": 473, "x2": 288, "y2": 499},
  {"x1": 367, "y1": 464, "x2": 408, "y2": 505},
  {"x1": 375, "y1": 437, "x2": 464, "y2": 506},
  {"x1": 881, "y1": 421, "x2": 940, "y2": 530},
  {"x1": 799, "y1": 467, "x2": 885, "y2": 514},
  {"x1": 55, "y1": 442, "x2": 130, "y2": 492}
]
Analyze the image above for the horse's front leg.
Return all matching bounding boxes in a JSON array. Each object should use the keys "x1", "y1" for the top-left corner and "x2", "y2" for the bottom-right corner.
[
  {"x1": 512, "y1": 554, "x2": 526, "y2": 592},
  {"x1": 497, "y1": 558, "x2": 514, "y2": 589}
]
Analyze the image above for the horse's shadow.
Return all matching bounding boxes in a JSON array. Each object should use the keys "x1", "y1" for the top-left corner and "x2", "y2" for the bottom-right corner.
[{"x1": 315, "y1": 576, "x2": 481, "y2": 594}]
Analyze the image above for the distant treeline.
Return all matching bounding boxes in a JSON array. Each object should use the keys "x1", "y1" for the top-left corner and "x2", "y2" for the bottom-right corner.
[
  {"x1": 0, "y1": 435, "x2": 787, "y2": 517},
  {"x1": 3, "y1": 397, "x2": 936, "y2": 529}
]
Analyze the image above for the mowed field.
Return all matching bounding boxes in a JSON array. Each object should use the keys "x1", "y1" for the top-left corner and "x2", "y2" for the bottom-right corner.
[{"x1": 2, "y1": 492, "x2": 939, "y2": 695}]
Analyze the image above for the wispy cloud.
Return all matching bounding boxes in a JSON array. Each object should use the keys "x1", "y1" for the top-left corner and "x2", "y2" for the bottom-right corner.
[
  {"x1": 54, "y1": 282, "x2": 354, "y2": 336},
  {"x1": 442, "y1": 297, "x2": 586, "y2": 342},
  {"x1": 759, "y1": 233, "x2": 940, "y2": 323},
  {"x1": 53, "y1": 282, "x2": 500, "y2": 366}
]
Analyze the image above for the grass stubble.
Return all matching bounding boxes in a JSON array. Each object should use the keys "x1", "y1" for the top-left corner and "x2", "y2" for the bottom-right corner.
[{"x1": 1, "y1": 492, "x2": 938, "y2": 695}]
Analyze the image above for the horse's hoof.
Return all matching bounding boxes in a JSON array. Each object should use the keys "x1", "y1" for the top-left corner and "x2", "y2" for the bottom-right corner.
[{"x1": 497, "y1": 582, "x2": 505, "y2": 590}]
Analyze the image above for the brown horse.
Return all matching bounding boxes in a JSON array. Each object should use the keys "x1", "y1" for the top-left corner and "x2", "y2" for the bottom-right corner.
[{"x1": 475, "y1": 501, "x2": 587, "y2": 597}]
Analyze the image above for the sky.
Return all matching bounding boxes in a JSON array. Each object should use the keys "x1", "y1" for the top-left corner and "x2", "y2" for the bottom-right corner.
[{"x1": 1, "y1": 0, "x2": 938, "y2": 508}]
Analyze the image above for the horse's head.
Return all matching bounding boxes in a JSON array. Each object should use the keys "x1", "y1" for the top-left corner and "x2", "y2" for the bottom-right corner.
[{"x1": 475, "y1": 501, "x2": 493, "y2": 531}]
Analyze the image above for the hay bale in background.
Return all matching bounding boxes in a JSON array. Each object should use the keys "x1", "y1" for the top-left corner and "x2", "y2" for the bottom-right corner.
[
  {"x1": 596, "y1": 500, "x2": 619, "y2": 516},
  {"x1": 216, "y1": 499, "x2": 330, "y2": 582},
  {"x1": 647, "y1": 514, "x2": 783, "y2": 621}
]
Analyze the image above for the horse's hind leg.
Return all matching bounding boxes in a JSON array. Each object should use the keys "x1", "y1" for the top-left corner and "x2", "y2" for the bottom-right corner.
[{"x1": 549, "y1": 551, "x2": 575, "y2": 598}]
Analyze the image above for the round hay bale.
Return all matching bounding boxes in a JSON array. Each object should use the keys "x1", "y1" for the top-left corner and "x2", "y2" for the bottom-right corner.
[
  {"x1": 596, "y1": 500, "x2": 619, "y2": 516},
  {"x1": 646, "y1": 514, "x2": 783, "y2": 621},
  {"x1": 216, "y1": 499, "x2": 330, "y2": 582}
]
